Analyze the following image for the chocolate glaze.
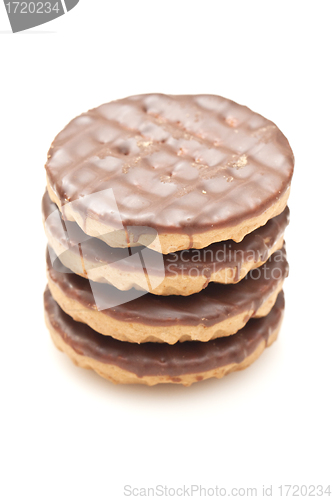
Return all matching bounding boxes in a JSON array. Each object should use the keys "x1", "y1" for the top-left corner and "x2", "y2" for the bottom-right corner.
[
  {"x1": 44, "y1": 288, "x2": 284, "y2": 377},
  {"x1": 42, "y1": 190, "x2": 289, "y2": 282},
  {"x1": 45, "y1": 94, "x2": 294, "y2": 235},
  {"x1": 46, "y1": 246, "x2": 288, "y2": 327}
]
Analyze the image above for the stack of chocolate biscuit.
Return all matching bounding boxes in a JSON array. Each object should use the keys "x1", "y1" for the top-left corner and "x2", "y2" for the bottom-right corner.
[{"x1": 43, "y1": 94, "x2": 294, "y2": 386}]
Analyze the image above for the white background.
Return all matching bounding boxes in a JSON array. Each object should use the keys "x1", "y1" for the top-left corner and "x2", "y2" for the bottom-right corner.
[{"x1": 1, "y1": 1, "x2": 332, "y2": 499}]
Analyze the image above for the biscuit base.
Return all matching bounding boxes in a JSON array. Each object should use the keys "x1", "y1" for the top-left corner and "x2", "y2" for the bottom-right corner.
[
  {"x1": 47, "y1": 272, "x2": 284, "y2": 344},
  {"x1": 46, "y1": 313, "x2": 281, "y2": 386},
  {"x1": 45, "y1": 217, "x2": 285, "y2": 295},
  {"x1": 47, "y1": 179, "x2": 290, "y2": 254}
]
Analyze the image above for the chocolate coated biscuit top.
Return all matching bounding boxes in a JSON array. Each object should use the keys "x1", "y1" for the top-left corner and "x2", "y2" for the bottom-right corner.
[
  {"x1": 44, "y1": 288, "x2": 285, "y2": 377},
  {"x1": 45, "y1": 94, "x2": 294, "y2": 234}
]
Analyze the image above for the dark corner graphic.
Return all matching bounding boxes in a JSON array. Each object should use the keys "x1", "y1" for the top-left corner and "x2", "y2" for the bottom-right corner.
[{"x1": 3, "y1": 0, "x2": 80, "y2": 33}]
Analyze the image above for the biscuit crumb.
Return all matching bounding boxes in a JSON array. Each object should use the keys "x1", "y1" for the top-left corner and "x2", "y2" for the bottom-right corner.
[
  {"x1": 230, "y1": 154, "x2": 247, "y2": 169},
  {"x1": 137, "y1": 140, "x2": 153, "y2": 148},
  {"x1": 160, "y1": 175, "x2": 172, "y2": 183},
  {"x1": 226, "y1": 116, "x2": 238, "y2": 128}
]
